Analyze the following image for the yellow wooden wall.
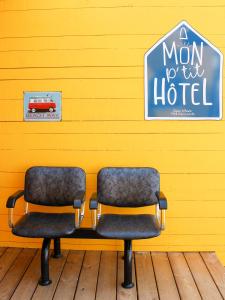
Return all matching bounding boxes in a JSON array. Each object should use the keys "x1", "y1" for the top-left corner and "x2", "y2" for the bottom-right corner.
[{"x1": 1, "y1": 0, "x2": 225, "y2": 263}]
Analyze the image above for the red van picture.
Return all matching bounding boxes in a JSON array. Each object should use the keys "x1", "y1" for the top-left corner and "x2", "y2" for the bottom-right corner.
[{"x1": 28, "y1": 97, "x2": 56, "y2": 113}]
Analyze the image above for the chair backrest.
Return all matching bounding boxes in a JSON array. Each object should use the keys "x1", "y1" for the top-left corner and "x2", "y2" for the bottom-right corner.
[
  {"x1": 97, "y1": 167, "x2": 159, "y2": 207},
  {"x1": 24, "y1": 166, "x2": 85, "y2": 206}
]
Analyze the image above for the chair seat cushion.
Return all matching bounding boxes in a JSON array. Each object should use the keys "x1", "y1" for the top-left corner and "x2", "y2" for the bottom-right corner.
[
  {"x1": 96, "y1": 214, "x2": 160, "y2": 240},
  {"x1": 12, "y1": 212, "x2": 75, "y2": 238}
]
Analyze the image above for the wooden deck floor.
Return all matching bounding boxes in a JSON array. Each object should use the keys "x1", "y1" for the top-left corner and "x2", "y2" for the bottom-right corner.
[{"x1": 0, "y1": 249, "x2": 224, "y2": 300}]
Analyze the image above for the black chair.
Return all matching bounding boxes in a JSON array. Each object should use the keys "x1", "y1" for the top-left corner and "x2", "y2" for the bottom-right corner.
[
  {"x1": 6, "y1": 166, "x2": 85, "y2": 285},
  {"x1": 89, "y1": 167, "x2": 167, "y2": 288}
]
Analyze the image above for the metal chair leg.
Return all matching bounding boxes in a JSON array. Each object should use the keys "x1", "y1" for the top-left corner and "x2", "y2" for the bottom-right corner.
[
  {"x1": 39, "y1": 238, "x2": 52, "y2": 286},
  {"x1": 52, "y1": 238, "x2": 62, "y2": 258},
  {"x1": 122, "y1": 240, "x2": 134, "y2": 288}
]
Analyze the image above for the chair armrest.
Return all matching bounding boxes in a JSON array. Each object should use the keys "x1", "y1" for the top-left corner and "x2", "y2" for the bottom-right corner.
[
  {"x1": 89, "y1": 193, "x2": 98, "y2": 210},
  {"x1": 155, "y1": 191, "x2": 168, "y2": 210},
  {"x1": 73, "y1": 191, "x2": 85, "y2": 229},
  {"x1": 155, "y1": 191, "x2": 168, "y2": 231},
  {"x1": 89, "y1": 193, "x2": 101, "y2": 229},
  {"x1": 6, "y1": 190, "x2": 24, "y2": 208},
  {"x1": 73, "y1": 191, "x2": 85, "y2": 209},
  {"x1": 6, "y1": 190, "x2": 24, "y2": 228}
]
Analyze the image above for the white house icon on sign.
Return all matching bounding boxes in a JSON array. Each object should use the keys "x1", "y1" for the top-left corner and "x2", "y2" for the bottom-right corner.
[{"x1": 179, "y1": 27, "x2": 188, "y2": 40}]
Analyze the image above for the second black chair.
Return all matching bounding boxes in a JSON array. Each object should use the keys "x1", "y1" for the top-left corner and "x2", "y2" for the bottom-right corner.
[{"x1": 90, "y1": 167, "x2": 167, "y2": 288}]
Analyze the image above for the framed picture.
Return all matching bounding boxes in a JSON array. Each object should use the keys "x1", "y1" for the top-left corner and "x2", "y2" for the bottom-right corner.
[{"x1": 24, "y1": 91, "x2": 62, "y2": 122}]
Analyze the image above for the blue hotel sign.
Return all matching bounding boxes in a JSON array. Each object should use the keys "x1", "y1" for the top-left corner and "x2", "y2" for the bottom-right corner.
[{"x1": 145, "y1": 21, "x2": 223, "y2": 120}]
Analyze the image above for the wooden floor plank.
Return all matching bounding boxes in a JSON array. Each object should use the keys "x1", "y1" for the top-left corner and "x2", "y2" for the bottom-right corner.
[
  {"x1": 184, "y1": 252, "x2": 223, "y2": 300},
  {"x1": 96, "y1": 251, "x2": 117, "y2": 300},
  {"x1": 200, "y1": 252, "x2": 225, "y2": 299},
  {"x1": 0, "y1": 247, "x2": 21, "y2": 282},
  {"x1": 53, "y1": 250, "x2": 84, "y2": 300},
  {"x1": 117, "y1": 251, "x2": 137, "y2": 300},
  {"x1": 135, "y1": 252, "x2": 159, "y2": 300},
  {"x1": 10, "y1": 250, "x2": 41, "y2": 300},
  {"x1": 0, "y1": 247, "x2": 7, "y2": 258},
  {"x1": 0, "y1": 248, "x2": 36, "y2": 300},
  {"x1": 32, "y1": 250, "x2": 69, "y2": 300},
  {"x1": 152, "y1": 252, "x2": 180, "y2": 300},
  {"x1": 74, "y1": 251, "x2": 101, "y2": 300},
  {"x1": 168, "y1": 252, "x2": 201, "y2": 300}
]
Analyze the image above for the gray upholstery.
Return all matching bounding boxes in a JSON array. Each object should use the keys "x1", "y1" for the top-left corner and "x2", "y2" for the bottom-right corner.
[
  {"x1": 13, "y1": 212, "x2": 75, "y2": 238},
  {"x1": 25, "y1": 167, "x2": 85, "y2": 206},
  {"x1": 97, "y1": 167, "x2": 159, "y2": 207},
  {"x1": 96, "y1": 214, "x2": 160, "y2": 239}
]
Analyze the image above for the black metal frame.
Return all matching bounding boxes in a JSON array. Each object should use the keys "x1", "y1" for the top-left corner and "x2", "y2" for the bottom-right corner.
[
  {"x1": 38, "y1": 229, "x2": 134, "y2": 288},
  {"x1": 39, "y1": 238, "x2": 52, "y2": 286},
  {"x1": 69, "y1": 230, "x2": 134, "y2": 287},
  {"x1": 52, "y1": 238, "x2": 62, "y2": 258},
  {"x1": 39, "y1": 237, "x2": 62, "y2": 285},
  {"x1": 122, "y1": 240, "x2": 134, "y2": 288}
]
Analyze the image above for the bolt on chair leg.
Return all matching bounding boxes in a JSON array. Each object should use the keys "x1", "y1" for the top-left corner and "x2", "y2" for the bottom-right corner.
[
  {"x1": 39, "y1": 238, "x2": 52, "y2": 286},
  {"x1": 52, "y1": 238, "x2": 62, "y2": 258},
  {"x1": 122, "y1": 240, "x2": 134, "y2": 289}
]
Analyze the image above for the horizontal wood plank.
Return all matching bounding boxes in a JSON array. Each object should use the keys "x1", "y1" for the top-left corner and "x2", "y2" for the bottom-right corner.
[
  {"x1": 0, "y1": 7, "x2": 225, "y2": 37},
  {"x1": 1, "y1": 132, "x2": 225, "y2": 151},
  {"x1": 1, "y1": 0, "x2": 225, "y2": 11},
  {"x1": 0, "y1": 34, "x2": 224, "y2": 53},
  {"x1": 1, "y1": 150, "x2": 225, "y2": 174},
  {"x1": 1, "y1": 120, "x2": 224, "y2": 134}
]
